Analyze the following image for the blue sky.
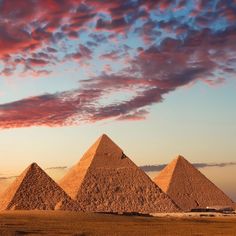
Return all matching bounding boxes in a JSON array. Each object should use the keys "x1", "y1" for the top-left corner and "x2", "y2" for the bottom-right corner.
[{"x1": 0, "y1": 0, "x2": 235, "y2": 175}]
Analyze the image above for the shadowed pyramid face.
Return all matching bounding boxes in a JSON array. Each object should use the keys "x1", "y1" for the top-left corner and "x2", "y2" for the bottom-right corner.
[
  {"x1": 0, "y1": 163, "x2": 80, "y2": 211},
  {"x1": 154, "y1": 155, "x2": 234, "y2": 211},
  {"x1": 59, "y1": 134, "x2": 180, "y2": 213}
]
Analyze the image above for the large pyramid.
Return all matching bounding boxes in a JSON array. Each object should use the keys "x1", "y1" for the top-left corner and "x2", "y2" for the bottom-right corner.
[
  {"x1": 0, "y1": 163, "x2": 80, "y2": 211},
  {"x1": 59, "y1": 134, "x2": 179, "y2": 213},
  {"x1": 154, "y1": 155, "x2": 234, "y2": 211}
]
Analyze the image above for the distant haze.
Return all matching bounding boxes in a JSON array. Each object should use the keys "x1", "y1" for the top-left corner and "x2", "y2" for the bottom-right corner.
[{"x1": 1, "y1": 163, "x2": 235, "y2": 202}]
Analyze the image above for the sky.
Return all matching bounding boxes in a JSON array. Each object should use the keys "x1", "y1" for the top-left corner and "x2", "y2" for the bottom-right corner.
[{"x1": 0, "y1": 0, "x2": 236, "y2": 198}]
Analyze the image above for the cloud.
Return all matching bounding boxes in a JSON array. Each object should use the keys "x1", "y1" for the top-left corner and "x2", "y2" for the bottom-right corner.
[
  {"x1": 27, "y1": 58, "x2": 50, "y2": 67},
  {"x1": 0, "y1": 0, "x2": 96, "y2": 75},
  {"x1": 1, "y1": 162, "x2": 236, "y2": 180},
  {"x1": 117, "y1": 109, "x2": 149, "y2": 121},
  {"x1": 0, "y1": 0, "x2": 151, "y2": 76},
  {"x1": 45, "y1": 166, "x2": 67, "y2": 171},
  {"x1": 0, "y1": 0, "x2": 236, "y2": 128},
  {"x1": 0, "y1": 166, "x2": 67, "y2": 180},
  {"x1": 140, "y1": 162, "x2": 236, "y2": 172},
  {"x1": 0, "y1": 175, "x2": 17, "y2": 180},
  {"x1": 1, "y1": 26, "x2": 236, "y2": 128},
  {"x1": 67, "y1": 44, "x2": 93, "y2": 62},
  {"x1": 0, "y1": 87, "x2": 107, "y2": 128},
  {"x1": 96, "y1": 17, "x2": 129, "y2": 33},
  {"x1": 100, "y1": 50, "x2": 122, "y2": 60},
  {"x1": 140, "y1": 164, "x2": 167, "y2": 172}
]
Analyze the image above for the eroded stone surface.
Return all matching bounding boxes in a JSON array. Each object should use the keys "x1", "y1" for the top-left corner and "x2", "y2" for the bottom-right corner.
[
  {"x1": 0, "y1": 163, "x2": 80, "y2": 211},
  {"x1": 59, "y1": 134, "x2": 179, "y2": 213},
  {"x1": 154, "y1": 155, "x2": 234, "y2": 211}
]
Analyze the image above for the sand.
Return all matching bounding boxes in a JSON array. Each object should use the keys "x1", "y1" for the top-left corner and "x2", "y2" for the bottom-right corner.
[{"x1": 0, "y1": 211, "x2": 236, "y2": 235}]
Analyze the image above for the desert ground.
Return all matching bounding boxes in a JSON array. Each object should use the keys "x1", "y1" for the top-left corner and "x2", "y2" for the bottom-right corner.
[{"x1": 0, "y1": 211, "x2": 236, "y2": 236}]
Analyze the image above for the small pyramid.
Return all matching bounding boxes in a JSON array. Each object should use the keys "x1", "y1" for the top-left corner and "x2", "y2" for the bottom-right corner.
[
  {"x1": 154, "y1": 155, "x2": 234, "y2": 211},
  {"x1": 59, "y1": 134, "x2": 179, "y2": 213},
  {"x1": 0, "y1": 163, "x2": 80, "y2": 211}
]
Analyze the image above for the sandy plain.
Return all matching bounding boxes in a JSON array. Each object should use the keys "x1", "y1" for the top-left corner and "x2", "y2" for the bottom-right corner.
[{"x1": 0, "y1": 211, "x2": 236, "y2": 235}]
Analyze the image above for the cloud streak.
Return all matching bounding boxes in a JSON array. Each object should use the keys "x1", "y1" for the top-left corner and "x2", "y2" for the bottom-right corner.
[
  {"x1": 0, "y1": 176, "x2": 17, "y2": 180},
  {"x1": 45, "y1": 166, "x2": 68, "y2": 171},
  {"x1": 141, "y1": 162, "x2": 236, "y2": 172},
  {"x1": 0, "y1": 0, "x2": 236, "y2": 128},
  {"x1": 2, "y1": 162, "x2": 235, "y2": 180}
]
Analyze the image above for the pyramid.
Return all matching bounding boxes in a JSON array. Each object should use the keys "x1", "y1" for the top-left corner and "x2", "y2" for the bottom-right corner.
[
  {"x1": 154, "y1": 155, "x2": 234, "y2": 211},
  {"x1": 59, "y1": 134, "x2": 179, "y2": 213},
  {"x1": 0, "y1": 163, "x2": 80, "y2": 211}
]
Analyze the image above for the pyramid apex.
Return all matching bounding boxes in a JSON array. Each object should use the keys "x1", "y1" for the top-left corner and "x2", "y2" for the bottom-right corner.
[
  {"x1": 94, "y1": 134, "x2": 121, "y2": 150},
  {"x1": 26, "y1": 162, "x2": 41, "y2": 171},
  {"x1": 19, "y1": 163, "x2": 44, "y2": 180},
  {"x1": 30, "y1": 162, "x2": 39, "y2": 167},
  {"x1": 99, "y1": 133, "x2": 111, "y2": 141},
  {"x1": 175, "y1": 155, "x2": 186, "y2": 161}
]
